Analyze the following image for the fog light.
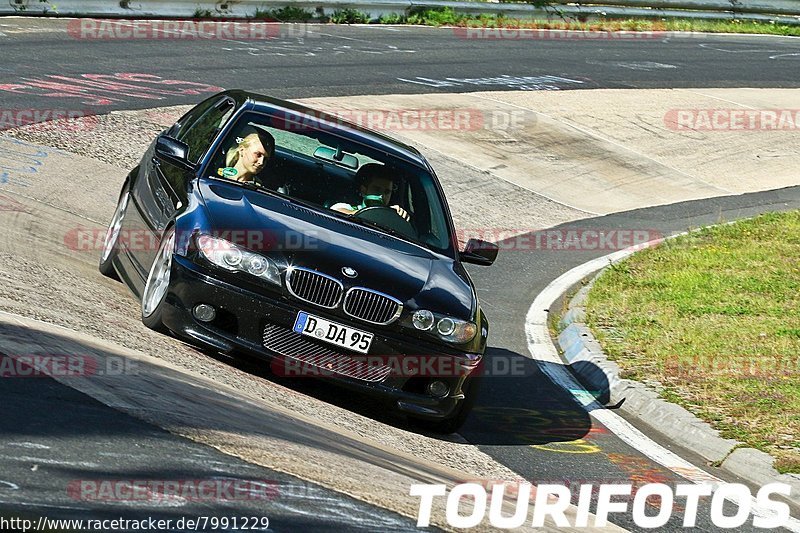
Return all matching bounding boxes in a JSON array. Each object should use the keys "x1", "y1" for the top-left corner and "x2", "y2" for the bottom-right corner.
[
  {"x1": 193, "y1": 304, "x2": 216, "y2": 322},
  {"x1": 427, "y1": 380, "x2": 449, "y2": 397}
]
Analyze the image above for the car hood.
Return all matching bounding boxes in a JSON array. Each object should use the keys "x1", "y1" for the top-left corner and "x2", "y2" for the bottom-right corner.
[{"x1": 198, "y1": 180, "x2": 474, "y2": 318}]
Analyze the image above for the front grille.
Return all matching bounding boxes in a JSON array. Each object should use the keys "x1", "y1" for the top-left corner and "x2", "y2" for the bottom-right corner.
[
  {"x1": 286, "y1": 267, "x2": 343, "y2": 308},
  {"x1": 263, "y1": 324, "x2": 391, "y2": 383},
  {"x1": 343, "y1": 288, "x2": 402, "y2": 325}
]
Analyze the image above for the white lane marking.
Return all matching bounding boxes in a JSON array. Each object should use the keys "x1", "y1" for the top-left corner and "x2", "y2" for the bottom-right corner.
[
  {"x1": 770, "y1": 52, "x2": 800, "y2": 60},
  {"x1": 612, "y1": 61, "x2": 677, "y2": 71},
  {"x1": 699, "y1": 43, "x2": 782, "y2": 53},
  {"x1": 674, "y1": 88, "x2": 760, "y2": 110},
  {"x1": 0, "y1": 500, "x2": 87, "y2": 511},
  {"x1": 525, "y1": 233, "x2": 800, "y2": 532},
  {"x1": 398, "y1": 74, "x2": 584, "y2": 91},
  {"x1": 363, "y1": 26, "x2": 410, "y2": 32},
  {"x1": 0, "y1": 480, "x2": 20, "y2": 490},
  {"x1": 0, "y1": 455, "x2": 101, "y2": 468},
  {"x1": 7, "y1": 442, "x2": 50, "y2": 450},
  {"x1": 396, "y1": 77, "x2": 460, "y2": 88},
  {"x1": 306, "y1": 30, "x2": 372, "y2": 43}
]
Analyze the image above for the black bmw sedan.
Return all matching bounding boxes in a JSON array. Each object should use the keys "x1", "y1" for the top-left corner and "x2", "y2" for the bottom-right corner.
[{"x1": 100, "y1": 90, "x2": 498, "y2": 432}]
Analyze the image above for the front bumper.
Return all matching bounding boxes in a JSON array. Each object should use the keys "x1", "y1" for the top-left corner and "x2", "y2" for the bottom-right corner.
[{"x1": 160, "y1": 256, "x2": 481, "y2": 421}]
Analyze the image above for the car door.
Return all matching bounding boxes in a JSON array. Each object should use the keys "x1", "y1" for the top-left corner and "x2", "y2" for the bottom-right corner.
[{"x1": 127, "y1": 96, "x2": 235, "y2": 286}]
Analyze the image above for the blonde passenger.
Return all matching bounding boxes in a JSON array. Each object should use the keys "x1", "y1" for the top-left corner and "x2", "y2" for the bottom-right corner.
[{"x1": 222, "y1": 131, "x2": 275, "y2": 184}]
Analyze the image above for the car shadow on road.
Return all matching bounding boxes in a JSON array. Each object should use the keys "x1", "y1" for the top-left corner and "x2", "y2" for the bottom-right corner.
[
  {"x1": 0, "y1": 321, "x2": 609, "y2": 448},
  {"x1": 202, "y1": 342, "x2": 611, "y2": 447},
  {"x1": 456, "y1": 347, "x2": 607, "y2": 446}
]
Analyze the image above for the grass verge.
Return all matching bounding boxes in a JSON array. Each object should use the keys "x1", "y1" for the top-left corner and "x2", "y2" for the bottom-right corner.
[
  {"x1": 193, "y1": 2, "x2": 800, "y2": 38},
  {"x1": 198, "y1": 5, "x2": 800, "y2": 36},
  {"x1": 401, "y1": 9, "x2": 800, "y2": 36},
  {"x1": 585, "y1": 211, "x2": 800, "y2": 474}
]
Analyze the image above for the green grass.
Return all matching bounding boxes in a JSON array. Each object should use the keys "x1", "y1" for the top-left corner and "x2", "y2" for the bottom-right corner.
[
  {"x1": 192, "y1": 8, "x2": 214, "y2": 19},
  {"x1": 378, "y1": 13, "x2": 408, "y2": 24},
  {"x1": 329, "y1": 8, "x2": 372, "y2": 24},
  {"x1": 450, "y1": 15, "x2": 800, "y2": 36},
  {"x1": 585, "y1": 211, "x2": 800, "y2": 474},
  {"x1": 254, "y1": 6, "x2": 316, "y2": 22},
  {"x1": 387, "y1": 9, "x2": 800, "y2": 37},
  {"x1": 234, "y1": 5, "x2": 800, "y2": 35}
]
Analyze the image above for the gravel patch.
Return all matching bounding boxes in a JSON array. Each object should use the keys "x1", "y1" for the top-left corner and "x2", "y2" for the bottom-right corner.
[{"x1": 5, "y1": 105, "x2": 191, "y2": 172}]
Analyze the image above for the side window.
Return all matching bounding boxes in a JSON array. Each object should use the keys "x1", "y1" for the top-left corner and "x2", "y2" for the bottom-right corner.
[
  {"x1": 170, "y1": 96, "x2": 219, "y2": 138},
  {"x1": 177, "y1": 98, "x2": 235, "y2": 164}
]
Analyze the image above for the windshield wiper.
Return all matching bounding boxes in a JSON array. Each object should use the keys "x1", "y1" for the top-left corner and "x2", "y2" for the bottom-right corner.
[
  {"x1": 345, "y1": 215, "x2": 435, "y2": 251},
  {"x1": 350, "y1": 217, "x2": 401, "y2": 237},
  {"x1": 236, "y1": 181, "x2": 318, "y2": 210}
]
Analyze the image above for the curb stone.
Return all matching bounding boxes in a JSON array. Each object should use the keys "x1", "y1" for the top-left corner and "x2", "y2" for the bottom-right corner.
[{"x1": 552, "y1": 268, "x2": 800, "y2": 495}]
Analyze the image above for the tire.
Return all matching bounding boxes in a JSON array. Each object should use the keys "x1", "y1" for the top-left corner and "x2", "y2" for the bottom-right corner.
[
  {"x1": 141, "y1": 226, "x2": 176, "y2": 333},
  {"x1": 98, "y1": 184, "x2": 130, "y2": 280}
]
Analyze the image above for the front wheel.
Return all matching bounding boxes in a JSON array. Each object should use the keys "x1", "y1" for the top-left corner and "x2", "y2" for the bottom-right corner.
[
  {"x1": 141, "y1": 227, "x2": 176, "y2": 332},
  {"x1": 99, "y1": 186, "x2": 130, "y2": 280}
]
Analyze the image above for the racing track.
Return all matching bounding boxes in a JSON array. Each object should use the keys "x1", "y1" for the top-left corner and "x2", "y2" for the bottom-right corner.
[{"x1": 1, "y1": 17, "x2": 799, "y2": 532}]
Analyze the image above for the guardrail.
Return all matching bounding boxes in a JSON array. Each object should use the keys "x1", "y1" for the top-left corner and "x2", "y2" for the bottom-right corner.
[
  {"x1": 3, "y1": 0, "x2": 800, "y2": 24},
  {"x1": 558, "y1": 0, "x2": 800, "y2": 16}
]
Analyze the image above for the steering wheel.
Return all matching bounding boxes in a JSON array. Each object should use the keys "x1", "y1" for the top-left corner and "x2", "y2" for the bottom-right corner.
[{"x1": 352, "y1": 206, "x2": 416, "y2": 237}]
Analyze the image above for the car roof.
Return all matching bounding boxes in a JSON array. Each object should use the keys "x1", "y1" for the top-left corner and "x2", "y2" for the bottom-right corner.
[{"x1": 219, "y1": 90, "x2": 430, "y2": 169}]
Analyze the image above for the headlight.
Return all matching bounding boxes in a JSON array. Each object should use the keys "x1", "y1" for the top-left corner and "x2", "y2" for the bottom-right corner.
[
  {"x1": 412, "y1": 310, "x2": 435, "y2": 331},
  {"x1": 196, "y1": 234, "x2": 281, "y2": 286},
  {"x1": 409, "y1": 309, "x2": 477, "y2": 344}
]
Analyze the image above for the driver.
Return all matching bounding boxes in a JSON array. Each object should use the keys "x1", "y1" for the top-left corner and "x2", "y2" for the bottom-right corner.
[{"x1": 330, "y1": 163, "x2": 410, "y2": 221}]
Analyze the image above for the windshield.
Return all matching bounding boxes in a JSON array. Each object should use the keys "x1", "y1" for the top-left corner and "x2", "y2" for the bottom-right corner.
[{"x1": 206, "y1": 110, "x2": 455, "y2": 256}]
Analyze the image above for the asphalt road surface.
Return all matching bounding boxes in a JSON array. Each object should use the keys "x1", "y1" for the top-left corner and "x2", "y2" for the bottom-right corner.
[{"x1": 0, "y1": 18, "x2": 799, "y2": 114}]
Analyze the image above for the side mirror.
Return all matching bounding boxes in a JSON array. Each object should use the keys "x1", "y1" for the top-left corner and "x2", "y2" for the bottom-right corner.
[
  {"x1": 460, "y1": 239, "x2": 498, "y2": 266},
  {"x1": 155, "y1": 135, "x2": 194, "y2": 171}
]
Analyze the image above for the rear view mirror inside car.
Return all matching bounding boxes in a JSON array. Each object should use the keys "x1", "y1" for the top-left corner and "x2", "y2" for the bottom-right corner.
[{"x1": 313, "y1": 145, "x2": 359, "y2": 169}]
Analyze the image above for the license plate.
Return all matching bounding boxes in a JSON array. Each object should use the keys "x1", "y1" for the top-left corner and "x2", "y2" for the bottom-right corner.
[{"x1": 293, "y1": 312, "x2": 373, "y2": 354}]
